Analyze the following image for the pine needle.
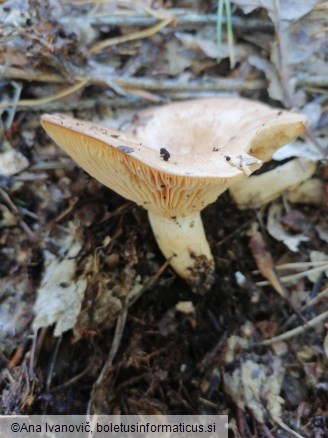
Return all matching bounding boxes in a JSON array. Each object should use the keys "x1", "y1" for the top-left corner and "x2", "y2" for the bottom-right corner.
[{"x1": 217, "y1": 0, "x2": 235, "y2": 67}]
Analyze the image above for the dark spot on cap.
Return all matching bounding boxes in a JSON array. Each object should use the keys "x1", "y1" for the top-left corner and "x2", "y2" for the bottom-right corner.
[
  {"x1": 160, "y1": 147, "x2": 170, "y2": 161},
  {"x1": 213, "y1": 147, "x2": 219, "y2": 152},
  {"x1": 225, "y1": 156, "x2": 231, "y2": 161},
  {"x1": 117, "y1": 145, "x2": 134, "y2": 154},
  {"x1": 59, "y1": 282, "x2": 69, "y2": 288},
  {"x1": 111, "y1": 134, "x2": 119, "y2": 138},
  {"x1": 277, "y1": 111, "x2": 283, "y2": 116}
]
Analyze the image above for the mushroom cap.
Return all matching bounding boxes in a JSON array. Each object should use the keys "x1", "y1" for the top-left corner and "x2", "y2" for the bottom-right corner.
[{"x1": 41, "y1": 98, "x2": 306, "y2": 217}]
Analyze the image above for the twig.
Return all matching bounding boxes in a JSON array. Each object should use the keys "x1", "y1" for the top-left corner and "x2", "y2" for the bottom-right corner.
[
  {"x1": 282, "y1": 287, "x2": 328, "y2": 328},
  {"x1": 0, "y1": 66, "x2": 70, "y2": 83},
  {"x1": 217, "y1": 0, "x2": 224, "y2": 63},
  {"x1": 275, "y1": 418, "x2": 305, "y2": 438},
  {"x1": 114, "y1": 76, "x2": 266, "y2": 92},
  {"x1": 254, "y1": 309, "x2": 328, "y2": 347},
  {"x1": 256, "y1": 264, "x2": 328, "y2": 286},
  {"x1": 29, "y1": 328, "x2": 47, "y2": 379},
  {"x1": 225, "y1": 0, "x2": 235, "y2": 67},
  {"x1": 0, "y1": 79, "x2": 88, "y2": 109},
  {"x1": 297, "y1": 74, "x2": 328, "y2": 87},
  {"x1": 126, "y1": 258, "x2": 171, "y2": 308},
  {"x1": 58, "y1": 9, "x2": 273, "y2": 32},
  {"x1": 0, "y1": 187, "x2": 37, "y2": 241},
  {"x1": 4, "y1": 81, "x2": 22, "y2": 129},
  {"x1": 94, "y1": 308, "x2": 128, "y2": 386},
  {"x1": 46, "y1": 336, "x2": 62, "y2": 391},
  {"x1": 253, "y1": 260, "x2": 328, "y2": 273},
  {"x1": 0, "y1": 78, "x2": 266, "y2": 112},
  {"x1": 51, "y1": 362, "x2": 96, "y2": 392},
  {"x1": 90, "y1": 16, "x2": 173, "y2": 54},
  {"x1": 273, "y1": 0, "x2": 293, "y2": 107},
  {"x1": 1, "y1": 67, "x2": 323, "y2": 91},
  {"x1": 299, "y1": 287, "x2": 328, "y2": 310},
  {"x1": 59, "y1": 10, "x2": 273, "y2": 31}
]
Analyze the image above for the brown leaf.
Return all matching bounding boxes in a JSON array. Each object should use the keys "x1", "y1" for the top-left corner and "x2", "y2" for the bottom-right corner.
[{"x1": 249, "y1": 231, "x2": 286, "y2": 298}]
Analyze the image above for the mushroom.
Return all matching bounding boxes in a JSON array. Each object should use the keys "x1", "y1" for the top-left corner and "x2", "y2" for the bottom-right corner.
[
  {"x1": 229, "y1": 158, "x2": 316, "y2": 209},
  {"x1": 41, "y1": 98, "x2": 306, "y2": 288}
]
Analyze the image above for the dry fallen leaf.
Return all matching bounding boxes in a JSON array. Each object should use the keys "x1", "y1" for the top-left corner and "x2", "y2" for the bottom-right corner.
[
  {"x1": 176, "y1": 31, "x2": 254, "y2": 62},
  {"x1": 223, "y1": 335, "x2": 284, "y2": 424},
  {"x1": 248, "y1": 55, "x2": 285, "y2": 103},
  {"x1": 0, "y1": 276, "x2": 33, "y2": 338},
  {"x1": 0, "y1": 150, "x2": 29, "y2": 176},
  {"x1": 249, "y1": 230, "x2": 286, "y2": 297},
  {"x1": 267, "y1": 203, "x2": 309, "y2": 252},
  {"x1": 273, "y1": 139, "x2": 326, "y2": 161},
  {"x1": 33, "y1": 242, "x2": 87, "y2": 337},
  {"x1": 232, "y1": 0, "x2": 319, "y2": 22}
]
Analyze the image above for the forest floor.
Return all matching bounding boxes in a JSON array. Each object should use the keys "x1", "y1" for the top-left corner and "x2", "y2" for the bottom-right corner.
[{"x1": 0, "y1": 1, "x2": 327, "y2": 437}]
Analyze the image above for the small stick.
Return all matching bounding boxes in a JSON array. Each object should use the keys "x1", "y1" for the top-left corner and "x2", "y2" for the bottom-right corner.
[
  {"x1": 46, "y1": 336, "x2": 62, "y2": 391},
  {"x1": 0, "y1": 80, "x2": 88, "y2": 109},
  {"x1": 256, "y1": 264, "x2": 328, "y2": 286},
  {"x1": 254, "y1": 309, "x2": 328, "y2": 347},
  {"x1": 94, "y1": 308, "x2": 128, "y2": 385},
  {"x1": 0, "y1": 187, "x2": 37, "y2": 241},
  {"x1": 59, "y1": 10, "x2": 273, "y2": 31},
  {"x1": 51, "y1": 362, "x2": 96, "y2": 392},
  {"x1": 90, "y1": 17, "x2": 173, "y2": 54},
  {"x1": 253, "y1": 261, "x2": 328, "y2": 273},
  {"x1": 127, "y1": 258, "x2": 172, "y2": 308},
  {"x1": 282, "y1": 287, "x2": 328, "y2": 328}
]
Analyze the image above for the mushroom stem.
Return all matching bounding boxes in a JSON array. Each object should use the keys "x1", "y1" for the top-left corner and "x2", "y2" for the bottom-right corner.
[{"x1": 148, "y1": 211, "x2": 214, "y2": 284}]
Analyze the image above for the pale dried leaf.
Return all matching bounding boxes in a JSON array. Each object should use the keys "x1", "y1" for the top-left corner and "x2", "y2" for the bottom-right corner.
[
  {"x1": 176, "y1": 32, "x2": 254, "y2": 61},
  {"x1": 33, "y1": 244, "x2": 87, "y2": 337},
  {"x1": 165, "y1": 40, "x2": 193, "y2": 75},
  {"x1": 267, "y1": 203, "x2": 309, "y2": 251},
  {"x1": 223, "y1": 353, "x2": 284, "y2": 423},
  {"x1": 0, "y1": 150, "x2": 29, "y2": 176},
  {"x1": 301, "y1": 102, "x2": 322, "y2": 128},
  {"x1": 248, "y1": 55, "x2": 284, "y2": 102},
  {"x1": 273, "y1": 139, "x2": 326, "y2": 161},
  {"x1": 0, "y1": 276, "x2": 32, "y2": 338},
  {"x1": 232, "y1": 0, "x2": 319, "y2": 22}
]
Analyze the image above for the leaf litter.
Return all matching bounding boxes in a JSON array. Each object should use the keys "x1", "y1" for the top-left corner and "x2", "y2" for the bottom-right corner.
[{"x1": 0, "y1": 0, "x2": 327, "y2": 436}]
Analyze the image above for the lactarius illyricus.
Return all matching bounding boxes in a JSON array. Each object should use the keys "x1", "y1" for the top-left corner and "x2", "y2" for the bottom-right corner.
[{"x1": 41, "y1": 98, "x2": 306, "y2": 288}]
